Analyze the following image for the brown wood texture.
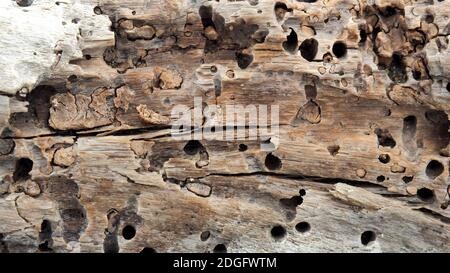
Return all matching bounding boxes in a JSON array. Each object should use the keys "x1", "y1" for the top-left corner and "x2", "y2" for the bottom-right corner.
[{"x1": 0, "y1": 0, "x2": 450, "y2": 252}]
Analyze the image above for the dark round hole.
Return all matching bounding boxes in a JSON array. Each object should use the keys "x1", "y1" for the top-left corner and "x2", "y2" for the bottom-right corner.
[
  {"x1": 446, "y1": 82, "x2": 450, "y2": 92},
  {"x1": 299, "y1": 189, "x2": 306, "y2": 196},
  {"x1": 270, "y1": 225, "x2": 286, "y2": 240},
  {"x1": 332, "y1": 41, "x2": 347, "y2": 58},
  {"x1": 13, "y1": 158, "x2": 33, "y2": 181},
  {"x1": 200, "y1": 231, "x2": 211, "y2": 241},
  {"x1": 213, "y1": 244, "x2": 227, "y2": 253},
  {"x1": 183, "y1": 140, "x2": 202, "y2": 155},
  {"x1": 378, "y1": 154, "x2": 390, "y2": 164},
  {"x1": 238, "y1": 144, "x2": 248, "y2": 152},
  {"x1": 424, "y1": 14, "x2": 434, "y2": 23},
  {"x1": 94, "y1": 6, "x2": 103, "y2": 15},
  {"x1": 38, "y1": 241, "x2": 52, "y2": 251},
  {"x1": 282, "y1": 28, "x2": 298, "y2": 53},
  {"x1": 84, "y1": 54, "x2": 92, "y2": 60},
  {"x1": 299, "y1": 38, "x2": 318, "y2": 62},
  {"x1": 295, "y1": 222, "x2": 311, "y2": 233},
  {"x1": 417, "y1": 187, "x2": 435, "y2": 202},
  {"x1": 402, "y1": 176, "x2": 414, "y2": 183},
  {"x1": 376, "y1": 175, "x2": 385, "y2": 182},
  {"x1": 140, "y1": 247, "x2": 156, "y2": 253},
  {"x1": 210, "y1": 66, "x2": 218, "y2": 73},
  {"x1": 425, "y1": 160, "x2": 444, "y2": 179},
  {"x1": 122, "y1": 225, "x2": 136, "y2": 240},
  {"x1": 16, "y1": 0, "x2": 33, "y2": 7},
  {"x1": 265, "y1": 153, "x2": 282, "y2": 170},
  {"x1": 360, "y1": 230, "x2": 376, "y2": 246},
  {"x1": 67, "y1": 75, "x2": 78, "y2": 83},
  {"x1": 236, "y1": 52, "x2": 253, "y2": 69}
]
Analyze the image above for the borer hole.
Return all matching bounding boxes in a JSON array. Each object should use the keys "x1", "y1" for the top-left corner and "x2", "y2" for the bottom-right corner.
[
  {"x1": 200, "y1": 231, "x2": 211, "y2": 241},
  {"x1": 425, "y1": 160, "x2": 444, "y2": 179},
  {"x1": 332, "y1": 41, "x2": 347, "y2": 58},
  {"x1": 13, "y1": 158, "x2": 33, "y2": 181},
  {"x1": 299, "y1": 38, "x2": 318, "y2": 62},
  {"x1": 270, "y1": 225, "x2": 286, "y2": 240},
  {"x1": 265, "y1": 153, "x2": 282, "y2": 170},
  {"x1": 213, "y1": 244, "x2": 227, "y2": 253},
  {"x1": 183, "y1": 140, "x2": 202, "y2": 155},
  {"x1": 378, "y1": 154, "x2": 390, "y2": 164},
  {"x1": 417, "y1": 187, "x2": 435, "y2": 202},
  {"x1": 360, "y1": 231, "x2": 376, "y2": 246},
  {"x1": 295, "y1": 222, "x2": 311, "y2": 233},
  {"x1": 122, "y1": 225, "x2": 136, "y2": 240}
]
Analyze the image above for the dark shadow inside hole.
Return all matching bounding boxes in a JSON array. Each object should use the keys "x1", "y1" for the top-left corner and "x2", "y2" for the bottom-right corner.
[
  {"x1": 199, "y1": 5, "x2": 215, "y2": 29},
  {"x1": 236, "y1": 52, "x2": 254, "y2": 69},
  {"x1": 270, "y1": 225, "x2": 286, "y2": 240},
  {"x1": 265, "y1": 153, "x2": 282, "y2": 170},
  {"x1": 446, "y1": 82, "x2": 450, "y2": 92},
  {"x1": 376, "y1": 175, "x2": 385, "y2": 182},
  {"x1": 38, "y1": 219, "x2": 53, "y2": 251},
  {"x1": 274, "y1": 2, "x2": 292, "y2": 21},
  {"x1": 359, "y1": 25, "x2": 367, "y2": 44},
  {"x1": 299, "y1": 38, "x2": 318, "y2": 62},
  {"x1": 13, "y1": 158, "x2": 33, "y2": 182},
  {"x1": 378, "y1": 154, "x2": 390, "y2": 164},
  {"x1": 388, "y1": 53, "x2": 408, "y2": 83},
  {"x1": 238, "y1": 144, "x2": 248, "y2": 152},
  {"x1": 425, "y1": 160, "x2": 444, "y2": 179},
  {"x1": 282, "y1": 28, "x2": 298, "y2": 53},
  {"x1": 140, "y1": 247, "x2": 156, "y2": 253},
  {"x1": 299, "y1": 189, "x2": 306, "y2": 196},
  {"x1": 327, "y1": 145, "x2": 340, "y2": 156},
  {"x1": 122, "y1": 225, "x2": 136, "y2": 240},
  {"x1": 332, "y1": 41, "x2": 347, "y2": 58},
  {"x1": 402, "y1": 176, "x2": 414, "y2": 183},
  {"x1": 305, "y1": 84, "x2": 317, "y2": 99},
  {"x1": 295, "y1": 222, "x2": 311, "y2": 233},
  {"x1": 213, "y1": 244, "x2": 227, "y2": 253},
  {"x1": 183, "y1": 140, "x2": 203, "y2": 155},
  {"x1": 417, "y1": 187, "x2": 435, "y2": 202},
  {"x1": 374, "y1": 128, "x2": 396, "y2": 148},
  {"x1": 200, "y1": 231, "x2": 211, "y2": 241},
  {"x1": 360, "y1": 230, "x2": 376, "y2": 245},
  {"x1": 16, "y1": 0, "x2": 33, "y2": 7}
]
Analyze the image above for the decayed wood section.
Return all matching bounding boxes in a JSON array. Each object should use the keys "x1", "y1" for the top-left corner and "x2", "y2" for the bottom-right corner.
[{"x1": 1, "y1": 0, "x2": 450, "y2": 252}]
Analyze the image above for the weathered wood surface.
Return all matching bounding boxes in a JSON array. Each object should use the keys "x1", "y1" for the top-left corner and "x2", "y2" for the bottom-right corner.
[{"x1": 0, "y1": 0, "x2": 450, "y2": 252}]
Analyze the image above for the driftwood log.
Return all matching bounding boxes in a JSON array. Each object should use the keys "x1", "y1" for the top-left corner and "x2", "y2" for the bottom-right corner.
[{"x1": 0, "y1": 0, "x2": 450, "y2": 253}]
